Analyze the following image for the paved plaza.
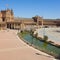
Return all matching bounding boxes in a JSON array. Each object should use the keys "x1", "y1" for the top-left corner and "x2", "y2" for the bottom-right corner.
[
  {"x1": 37, "y1": 28, "x2": 60, "y2": 45},
  {"x1": 0, "y1": 29, "x2": 55, "y2": 60}
]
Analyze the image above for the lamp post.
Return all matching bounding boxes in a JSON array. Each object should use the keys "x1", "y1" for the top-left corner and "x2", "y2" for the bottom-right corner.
[
  {"x1": 41, "y1": 17, "x2": 43, "y2": 28},
  {"x1": 43, "y1": 27, "x2": 45, "y2": 36}
]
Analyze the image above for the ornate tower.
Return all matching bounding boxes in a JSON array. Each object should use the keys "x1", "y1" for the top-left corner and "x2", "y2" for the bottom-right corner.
[
  {"x1": 1, "y1": 9, "x2": 14, "y2": 22},
  {"x1": 0, "y1": 12, "x2": 2, "y2": 22},
  {"x1": 5, "y1": 9, "x2": 14, "y2": 22},
  {"x1": 32, "y1": 15, "x2": 43, "y2": 28}
]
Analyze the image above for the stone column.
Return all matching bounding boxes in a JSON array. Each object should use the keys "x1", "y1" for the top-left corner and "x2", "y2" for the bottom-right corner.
[
  {"x1": 36, "y1": 16, "x2": 40, "y2": 28},
  {"x1": 21, "y1": 20, "x2": 25, "y2": 31},
  {"x1": 14, "y1": 23, "x2": 15, "y2": 29},
  {"x1": 42, "y1": 19, "x2": 43, "y2": 28}
]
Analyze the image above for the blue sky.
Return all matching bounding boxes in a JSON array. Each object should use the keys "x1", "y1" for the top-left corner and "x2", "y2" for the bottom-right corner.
[{"x1": 0, "y1": 0, "x2": 60, "y2": 19}]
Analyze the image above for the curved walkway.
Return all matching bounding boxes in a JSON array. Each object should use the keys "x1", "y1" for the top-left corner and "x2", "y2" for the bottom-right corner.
[{"x1": 0, "y1": 29, "x2": 55, "y2": 60}]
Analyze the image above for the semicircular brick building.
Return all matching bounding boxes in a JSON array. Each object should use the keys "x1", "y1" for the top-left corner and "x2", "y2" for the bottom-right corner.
[{"x1": 0, "y1": 9, "x2": 60, "y2": 30}]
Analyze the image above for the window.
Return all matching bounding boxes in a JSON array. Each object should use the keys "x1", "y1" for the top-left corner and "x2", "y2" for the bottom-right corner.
[
  {"x1": 18, "y1": 24, "x2": 20, "y2": 25},
  {"x1": 2, "y1": 18, "x2": 5, "y2": 22}
]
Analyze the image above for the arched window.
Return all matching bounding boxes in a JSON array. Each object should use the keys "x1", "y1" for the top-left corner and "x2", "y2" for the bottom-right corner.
[{"x1": 2, "y1": 18, "x2": 5, "y2": 22}]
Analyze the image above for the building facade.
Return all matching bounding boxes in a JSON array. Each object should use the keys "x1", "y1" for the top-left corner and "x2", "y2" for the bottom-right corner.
[
  {"x1": 0, "y1": 9, "x2": 14, "y2": 30},
  {"x1": 0, "y1": 9, "x2": 60, "y2": 30}
]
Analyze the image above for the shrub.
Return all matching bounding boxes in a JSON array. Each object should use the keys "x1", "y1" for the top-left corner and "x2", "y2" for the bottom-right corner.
[
  {"x1": 20, "y1": 30, "x2": 23, "y2": 33},
  {"x1": 34, "y1": 33, "x2": 38, "y2": 37},
  {"x1": 43, "y1": 35, "x2": 48, "y2": 42}
]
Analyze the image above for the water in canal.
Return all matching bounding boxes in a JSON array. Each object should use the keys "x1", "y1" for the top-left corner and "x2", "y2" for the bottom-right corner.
[{"x1": 21, "y1": 33, "x2": 60, "y2": 57}]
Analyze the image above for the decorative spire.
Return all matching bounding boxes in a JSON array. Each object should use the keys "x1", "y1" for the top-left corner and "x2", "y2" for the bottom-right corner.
[{"x1": 11, "y1": 9, "x2": 13, "y2": 15}]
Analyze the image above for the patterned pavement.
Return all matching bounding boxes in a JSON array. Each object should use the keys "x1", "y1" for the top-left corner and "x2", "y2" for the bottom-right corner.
[{"x1": 0, "y1": 29, "x2": 55, "y2": 60}]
